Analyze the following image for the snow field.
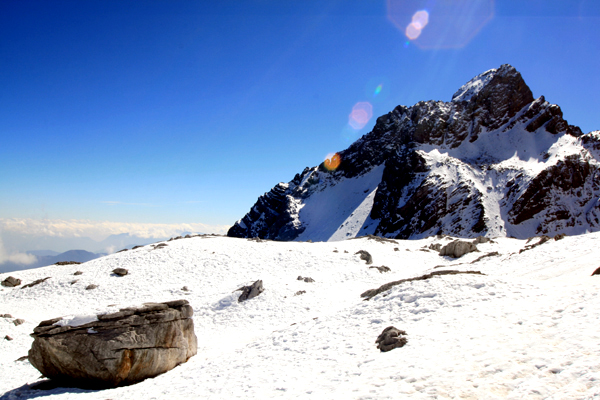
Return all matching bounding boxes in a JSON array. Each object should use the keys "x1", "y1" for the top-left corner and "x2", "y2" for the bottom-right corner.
[{"x1": 1, "y1": 234, "x2": 600, "y2": 399}]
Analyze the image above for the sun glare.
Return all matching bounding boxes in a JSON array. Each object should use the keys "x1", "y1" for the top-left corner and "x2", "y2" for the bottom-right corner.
[{"x1": 324, "y1": 153, "x2": 342, "y2": 171}]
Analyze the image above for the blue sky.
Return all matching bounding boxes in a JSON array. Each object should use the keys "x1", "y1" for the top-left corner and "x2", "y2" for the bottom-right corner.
[{"x1": 1, "y1": 0, "x2": 599, "y2": 247}]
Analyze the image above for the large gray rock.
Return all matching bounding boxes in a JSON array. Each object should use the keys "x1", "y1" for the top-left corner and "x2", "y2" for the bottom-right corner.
[
  {"x1": 439, "y1": 240, "x2": 478, "y2": 258},
  {"x1": 1, "y1": 276, "x2": 21, "y2": 287},
  {"x1": 28, "y1": 299, "x2": 197, "y2": 388}
]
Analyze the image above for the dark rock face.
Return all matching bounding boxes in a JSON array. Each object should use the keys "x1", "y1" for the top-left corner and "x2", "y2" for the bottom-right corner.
[
  {"x1": 375, "y1": 326, "x2": 407, "y2": 352},
  {"x1": 28, "y1": 300, "x2": 197, "y2": 388},
  {"x1": 228, "y1": 64, "x2": 599, "y2": 241}
]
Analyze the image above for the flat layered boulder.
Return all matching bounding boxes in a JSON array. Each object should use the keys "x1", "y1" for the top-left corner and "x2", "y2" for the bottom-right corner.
[{"x1": 28, "y1": 299, "x2": 197, "y2": 388}]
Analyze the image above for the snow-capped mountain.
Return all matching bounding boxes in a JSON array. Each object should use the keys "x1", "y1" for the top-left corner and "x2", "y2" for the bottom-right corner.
[{"x1": 228, "y1": 64, "x2": 600, "y2": 241}]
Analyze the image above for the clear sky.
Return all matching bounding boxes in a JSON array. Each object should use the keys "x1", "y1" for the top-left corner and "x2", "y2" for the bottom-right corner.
[{"x1": 1, "y1": 0, "x2": 599, "y2": 249}]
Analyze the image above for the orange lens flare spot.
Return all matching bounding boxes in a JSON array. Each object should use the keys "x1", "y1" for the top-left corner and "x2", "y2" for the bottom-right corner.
[{"x1": 324, "y1": 153, "x2": 342, "y2": 171}]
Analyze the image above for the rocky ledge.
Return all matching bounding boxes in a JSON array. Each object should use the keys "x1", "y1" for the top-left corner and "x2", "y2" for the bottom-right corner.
[{"x1": 28, "y1": 299, "x2": 197, "y2": 388}]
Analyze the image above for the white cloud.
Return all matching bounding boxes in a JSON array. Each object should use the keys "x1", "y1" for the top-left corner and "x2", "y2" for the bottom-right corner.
[
  {"x1": 0, "y1": 218, "x2": 230, "y2": 242},
  {"x1": 0, "y1": 237, "x2": 37, "y2": 265}
]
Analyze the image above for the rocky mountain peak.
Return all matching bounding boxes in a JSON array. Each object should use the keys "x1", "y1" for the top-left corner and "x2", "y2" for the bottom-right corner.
[{"x1": 229, "y1": 64, "x2": 599, "y2": 241}]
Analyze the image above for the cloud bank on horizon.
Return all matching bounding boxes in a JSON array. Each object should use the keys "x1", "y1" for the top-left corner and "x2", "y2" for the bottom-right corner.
[{"x1": 0, "y1": 218, "x2": 229, "y2": 241}]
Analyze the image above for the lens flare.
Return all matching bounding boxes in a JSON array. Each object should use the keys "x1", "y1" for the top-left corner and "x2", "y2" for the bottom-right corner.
[
  {"x1": 324, "y1": 153, "x2": 341, "y2": 171},
  {"x1": 387, "y1": 0, "x2": 495, "y2": 49},
  {"x1": 405, "y1": 10, "x2": 429, "y2": 40},
  {"x1": 348, "y1": 102, "x2": 373, "y2": 130},
  {"x1": 374, "y1": 84, "x2": 383, "y2": 97}
]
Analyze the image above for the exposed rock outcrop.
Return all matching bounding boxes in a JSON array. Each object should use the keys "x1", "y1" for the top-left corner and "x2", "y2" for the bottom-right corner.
[
  {"x1": 28, "y1": 300, "x2": 197, "y2": 388},
  {"x1": 439, "y1": 240, "x2": 478, "y2": 258}
]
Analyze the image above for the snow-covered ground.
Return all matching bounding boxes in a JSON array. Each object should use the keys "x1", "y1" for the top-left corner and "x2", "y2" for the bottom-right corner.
[{"x1": 1, "y1": 233, "x2": 599, "y2": 399}]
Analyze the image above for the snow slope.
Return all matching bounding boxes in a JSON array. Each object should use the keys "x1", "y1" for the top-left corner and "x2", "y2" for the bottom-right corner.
[{"x1": 1, "y1": 234, "x2": 600, "y2": 399}]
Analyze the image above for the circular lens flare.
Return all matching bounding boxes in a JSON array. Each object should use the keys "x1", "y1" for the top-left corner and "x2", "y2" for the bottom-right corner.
[
  {"x1": 324, "y1": 153, "x2": 342, "y2": 171},
  {"x1": 348, "y1": 102, "x2": 373, "y2": 130},
  {"x1": 405, "y1": 10, "x2": 429, "y2": 40}
]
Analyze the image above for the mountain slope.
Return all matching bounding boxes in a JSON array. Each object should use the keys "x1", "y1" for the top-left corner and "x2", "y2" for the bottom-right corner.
[
  {"x1": 228, "y1": 64, "x2": 599, "y2": 241},
  {"x1": 1, "y1": 234, "x2": 599, "y2": 398}
]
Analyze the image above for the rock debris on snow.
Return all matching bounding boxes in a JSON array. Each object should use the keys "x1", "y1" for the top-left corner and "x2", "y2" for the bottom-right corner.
[
  {"x1": 1, "y1": 234, "x2": 600, "y2": 399},
  {"x1": 375, "y1": 326, "x2": 408, "y2": 352},
  {"x1": 361, "y1": 270, "x2": 486, "y2": 301},
  {"x1": 355, "y1": 250, "x2": 373, "y2": 264},
  {"x1": 111, "y1": 268, "x2": 128, "y2": 276},
  {"x1": 1, "y1": 276, "x2": 21, "y2": 287},
  {"x1": 236, "y1": 280, "x2": 264, "y2": 302}
]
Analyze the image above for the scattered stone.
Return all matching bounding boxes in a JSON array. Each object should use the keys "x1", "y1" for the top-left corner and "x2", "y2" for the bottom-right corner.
[
  {"x1": 181, "y1": 286, "x2": 189, "y2": 291},
  {"x1": 131, "y1": 245, "x2": 144, "y2": 250},
  {"x1": 236, "y1": 280, "x2": 264, "y2": 302},
  {"x1": 85, "y1": 284, "x2": 98, "y2": 290},
  {"x1": 307, "y1": 239, "x2": 313, "y2": 243},
  {"x1": 362, "y1": 235, "x2": 399, "y2": 244},
  {"x1": 13, "y1": 319, "x2": 25, "y2": 326},
  {"x1": 5, "y1": 335, "x2": 13, "y2": 341},
  {"x1": 248, "y1": 237, "x2": 266, "y2": 243},
  {"x1": 592, "y1": 267, "x2": 600, "y2": 276},
  {"x1": 369, "y1": 266, "x2": 391, "y2": 273},
  {"x1": 294, "y1": 290, "x2": 306, "y2": 296},
  {"x1": 471, "y1": 251, "x2": 500, "y2": 264},
  {"x1": 333, "y1": 250, "x2": 338, "y2": 253},
  {"x1": 184, "y1": 234, "x2": 191, "y2": 238},
  {"x1": 297, "y1": 276, "x2": 314, "y2": 282},
  {"x1": 1, "y1": 276, "x2": 22, "y2": 287},
  {"x1": 28, "y1": 300, "x2": 197, "y2": 388},
  {"x1": 344, "y1": 250, "x2": 349, "y2": 253},
  {"x1": 21, "y1": 277, "x2": 51, "y2": 289},
  {"x1": 112, "y1": 268, "x2": 128, "y2": 276},
  {"x1": 15, "y1": 355, "x2": 29, "y2": 362},
  {"x1": 361, "y1": 270, "x2": 485, "y2": 300},
  {"x1": 70, "y1": 280, "x2": 78, "y2": 285},
  {"x1": 54, "y1": 261, "x2": 82, "y2": 266},
  {"x1": 2, "y1": 314, "x2": 13, "y2": 318},
  {"x1": 428, "y1": 243, "x2": 442, "y2": 251},
  {"x1": 394, "y1": 247, "x2": 399, "y2": 251},
  {"x1": 554, "y1": 233, "x2": 566, "y2": 241},
  {"x1": 520, "y1": 235, "x2": 551, "y2": 253},
  {"x1": 473, "y1": 236, "x2": 492, "y2": 244},
  {"x1": 73, "y1": 271, "x2": 83, "y2": 275},
  {"x1": 355, "y1": 250, "x2": 373, "y2": 264},
  {"x1": 116, "y1": 249, "x2": 128, "y2": 253},
  {"x1": 376, "y1": 326, "x2": 408, "y2": 352},
  {"x1": 439, "y1": 240, "x2": 478, "y2": 258}
]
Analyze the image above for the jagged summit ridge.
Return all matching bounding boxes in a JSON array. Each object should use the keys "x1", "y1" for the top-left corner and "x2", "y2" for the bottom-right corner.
[{"x1": 229, "y1": 64, "x2": 599, "y2": 241}]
